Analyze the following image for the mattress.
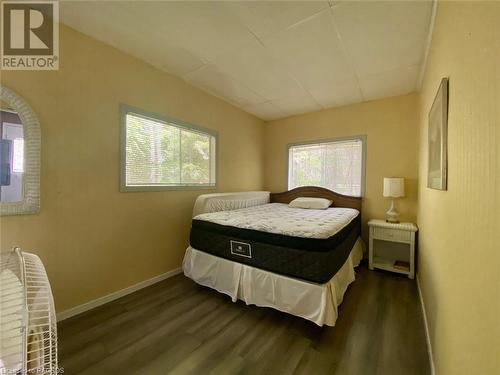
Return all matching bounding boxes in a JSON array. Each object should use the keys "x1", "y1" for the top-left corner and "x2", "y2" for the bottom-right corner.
[
  {"x1": 194, "y1": 203, "x2": 358, "y2": 239},
  {"x1": 190, "y1": 203, "x2": 361, "y2": 283}
]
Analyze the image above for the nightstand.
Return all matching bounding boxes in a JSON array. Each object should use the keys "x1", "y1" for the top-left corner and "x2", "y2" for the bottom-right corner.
[{"x1": 368, "y1": 219, "x2": 418, "y2": 279}]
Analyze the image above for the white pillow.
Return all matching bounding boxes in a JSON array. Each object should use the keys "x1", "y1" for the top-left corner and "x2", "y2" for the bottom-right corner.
[{"x1": 289, "y1": 197, "x2": 333, "y2": 209}]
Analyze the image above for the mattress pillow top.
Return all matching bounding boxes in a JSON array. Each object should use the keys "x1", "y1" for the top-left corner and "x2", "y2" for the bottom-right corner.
[{"x1": 193, "y1": 203, "x2": 359, "y2": 239}]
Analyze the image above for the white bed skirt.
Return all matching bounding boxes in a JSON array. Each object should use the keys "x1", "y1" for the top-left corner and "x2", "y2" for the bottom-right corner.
[{"x1": 182, "y1": 237, "x2": 364, "y2": 327}]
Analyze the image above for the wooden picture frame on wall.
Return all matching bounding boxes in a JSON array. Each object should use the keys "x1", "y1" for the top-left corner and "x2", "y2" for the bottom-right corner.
[{"x1": 427, "y1": 77, "x2": 449, "y2": 190}]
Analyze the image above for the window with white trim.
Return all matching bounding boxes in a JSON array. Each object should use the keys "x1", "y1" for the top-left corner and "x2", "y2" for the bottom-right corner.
[
  {"x1": 121, "y1": 107, "x2": 216, "y2": 191},
  {"x1": 288, "y1": 137, "x2": 365, "y2": 197}
]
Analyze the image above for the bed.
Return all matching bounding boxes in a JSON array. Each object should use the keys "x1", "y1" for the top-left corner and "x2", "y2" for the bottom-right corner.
[{"x1": 183, "y1": 186, "x2": 364, "y2": 326}]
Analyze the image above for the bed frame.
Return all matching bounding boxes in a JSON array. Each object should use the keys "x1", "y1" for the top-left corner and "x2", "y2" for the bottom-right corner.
[
  {"x1": 270, "y1": 186, "x2": 362, "y2": 212},
  {"x1": 185, "y1": 185, "x2": 364, "y2": 326}
]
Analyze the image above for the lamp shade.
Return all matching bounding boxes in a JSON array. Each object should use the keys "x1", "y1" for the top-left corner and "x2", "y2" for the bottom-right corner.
[{"x1": 383, "y1": 177, "x2": 405, "y2": 198}]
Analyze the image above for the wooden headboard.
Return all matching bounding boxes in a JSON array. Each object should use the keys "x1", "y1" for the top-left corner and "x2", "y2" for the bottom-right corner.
[{"x1": 270, "y1": 186, "x2": 362, "y2": 212}]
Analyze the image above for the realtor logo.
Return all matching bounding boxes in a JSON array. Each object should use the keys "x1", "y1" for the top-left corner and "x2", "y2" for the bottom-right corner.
[{"x1": 1, "y1": 0, "x2": 59, "y2": 70}]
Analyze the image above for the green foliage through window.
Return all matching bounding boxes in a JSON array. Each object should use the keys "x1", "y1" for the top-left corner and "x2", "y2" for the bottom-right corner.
[
  {"x1": 124, "y1": 112, "x2": 215, "y2": 187},
  {"x1": 289, "y1": 139, "x2": 363, "y2": 197}
]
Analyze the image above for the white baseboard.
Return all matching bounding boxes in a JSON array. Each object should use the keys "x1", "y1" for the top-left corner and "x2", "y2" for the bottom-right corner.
[
  {"x1": 417, "y1": 276, "x2": 436, "y2": 375},
  {"x1": 56, "y1": 267, "x2": 183, "y2": 322}
]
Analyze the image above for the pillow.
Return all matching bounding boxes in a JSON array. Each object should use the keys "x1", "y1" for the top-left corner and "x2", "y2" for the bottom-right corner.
[{"x1": 289, "y1": 197, "x2": 332, "y2": 210}]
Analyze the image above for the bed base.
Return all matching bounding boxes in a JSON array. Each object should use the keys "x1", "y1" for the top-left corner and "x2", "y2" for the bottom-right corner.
[{"x1": 183, "y1": 238, "x2": 363, "y2": 327}]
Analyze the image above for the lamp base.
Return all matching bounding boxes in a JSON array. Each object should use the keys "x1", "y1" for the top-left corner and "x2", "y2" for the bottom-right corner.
[{"x1": 386, "y1": 199, "x2": 400, "y2": 223}]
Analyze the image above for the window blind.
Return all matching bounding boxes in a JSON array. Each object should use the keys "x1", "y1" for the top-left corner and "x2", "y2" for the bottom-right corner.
[
  {"x1": 124, "y1": 112, "x2": 216, "y2": 187},
  {"x1": 288, "y1": 138, "x2": 363, "y2": 197}
]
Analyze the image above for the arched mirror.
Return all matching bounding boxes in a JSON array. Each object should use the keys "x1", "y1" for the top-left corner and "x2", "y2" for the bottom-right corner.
[{"x1": 0, "y1": 85, "x2": 40, "y2": 215}]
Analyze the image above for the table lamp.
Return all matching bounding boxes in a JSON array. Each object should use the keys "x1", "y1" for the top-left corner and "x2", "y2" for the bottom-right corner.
[{"x1": 383, "y1": 177, "x2": 405, "y2": 223}]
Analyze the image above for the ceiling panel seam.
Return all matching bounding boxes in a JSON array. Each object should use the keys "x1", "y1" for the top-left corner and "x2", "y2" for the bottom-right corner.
[
  {"x1": 328, "y1": 5, "x2": 366, "y2": 102},
  {"x1": 281, "y1": 7, "x2": 331, "y2": 34}
]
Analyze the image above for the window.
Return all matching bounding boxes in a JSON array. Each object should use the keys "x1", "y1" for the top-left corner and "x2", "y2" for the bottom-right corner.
[
  {"x1": 288, "y1": 137, "x2": 365, "y2": 197},
  {"x1": 12, "y1": 138, "x2": 24, "y2": 173},
  {"x1": 121, "y1": 106, "x2": 216, "y2": 191}
]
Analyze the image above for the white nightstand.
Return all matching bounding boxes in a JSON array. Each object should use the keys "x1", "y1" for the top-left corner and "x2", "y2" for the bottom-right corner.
[{"x1": 368, "y1": 219, "x2": 418, "y2": 279}]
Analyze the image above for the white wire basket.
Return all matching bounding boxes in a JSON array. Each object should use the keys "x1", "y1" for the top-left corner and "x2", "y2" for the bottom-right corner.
[{"x1": 0, "y1": 248, "x2": 58, "y2": 374}]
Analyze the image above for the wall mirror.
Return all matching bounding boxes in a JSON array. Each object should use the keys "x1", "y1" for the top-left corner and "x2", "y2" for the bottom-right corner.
[{"x1": 0, "y1": 85, "x2": 40, "y2": 215}]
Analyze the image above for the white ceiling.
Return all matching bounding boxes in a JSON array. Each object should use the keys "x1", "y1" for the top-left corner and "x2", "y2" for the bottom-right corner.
[{"x1": 60, "y1": 1, "x2": 434, "y2": 121}]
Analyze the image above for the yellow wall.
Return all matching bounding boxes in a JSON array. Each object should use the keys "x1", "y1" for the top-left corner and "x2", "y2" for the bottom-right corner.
[
  {"x1": 0, "y1": 25, "x2": 265, "y2": 312},
  {"x1": 1, "y1": 12, "x2": 498, "y2": 375},
  {"x1": 417, "y1": 2, "x2": 499, "y2": 374},
  {"x1": 263, "y1": 94, "x2": 419, "y2": 239}
]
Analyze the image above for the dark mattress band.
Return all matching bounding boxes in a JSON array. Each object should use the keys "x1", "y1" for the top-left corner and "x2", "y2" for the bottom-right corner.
[
  {"x1": 189, "y1": 214, "x2": 360, "y2": 284},
  {"x1": 191, "y1": 214, "x2": 360, "y2": 252}
]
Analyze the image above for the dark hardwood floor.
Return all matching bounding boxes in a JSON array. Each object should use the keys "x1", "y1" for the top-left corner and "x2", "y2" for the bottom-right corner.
[{"x1": 58, "y1": 264, "x2": 430, "y2": 375}]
